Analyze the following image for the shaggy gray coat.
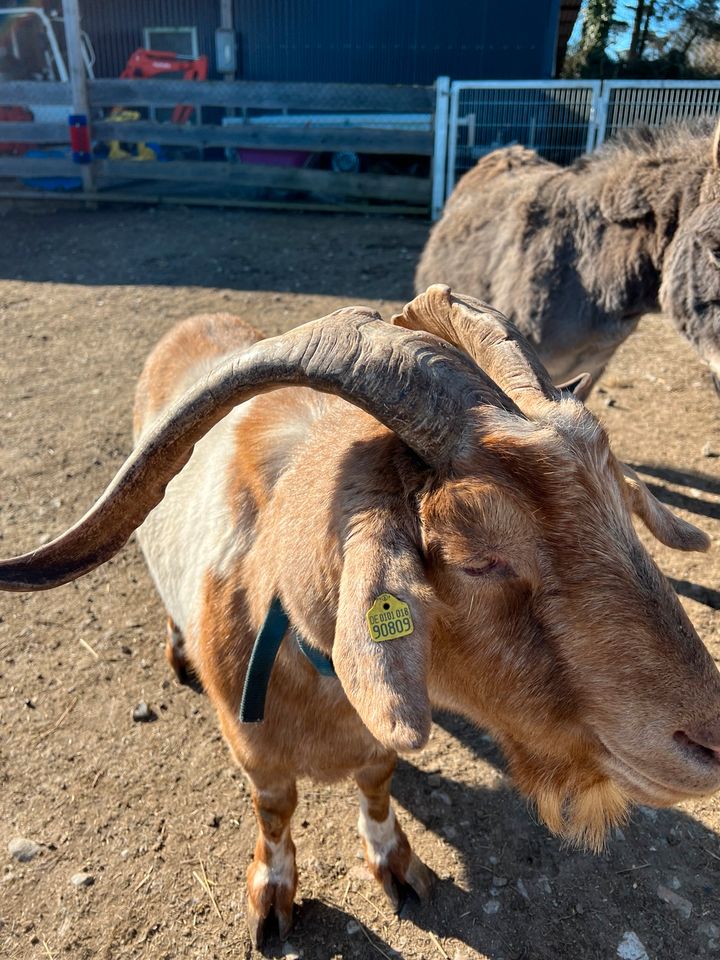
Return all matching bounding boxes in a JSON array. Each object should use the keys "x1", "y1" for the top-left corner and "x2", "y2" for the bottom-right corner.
[{"x1": 417, "y1": 121, "x2": 720, "y2": 390}]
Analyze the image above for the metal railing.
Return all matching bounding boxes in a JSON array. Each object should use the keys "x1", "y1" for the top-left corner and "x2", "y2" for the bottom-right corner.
[
  {"x1": 598, "y1": 80, "x2": 720, "y2": 142},
  {"x1": 438, "y1": 79, "x2": 720, "y2": 218},
  {"x1": 442, "y1": 80, "x2": 601, "y2": 215}
]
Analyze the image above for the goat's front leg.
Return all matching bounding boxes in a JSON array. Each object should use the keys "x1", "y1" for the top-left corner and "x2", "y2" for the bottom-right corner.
[
  {"x1": 245, "y1": 773, "x2": 298, "y2": 947},
  {"x1": 354, "y1": 758, "x2": 433, "y2": 910}
]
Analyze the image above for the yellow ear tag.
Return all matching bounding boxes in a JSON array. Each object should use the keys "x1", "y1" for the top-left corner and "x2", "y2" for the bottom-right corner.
[{"x1": 366, "y1": 593, "x2": 414, "y2": 643}]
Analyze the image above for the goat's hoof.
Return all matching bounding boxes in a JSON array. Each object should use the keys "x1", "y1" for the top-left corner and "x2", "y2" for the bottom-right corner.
[
  {"x1": 246, "y1": 864, "x2": 296, "y2": 948},
  {"x1": 374, "y1": 852, "x2": 434, "y2": 913},
  {"x1": 246, "y1": 897, "x2": 294, "y2": 949}
]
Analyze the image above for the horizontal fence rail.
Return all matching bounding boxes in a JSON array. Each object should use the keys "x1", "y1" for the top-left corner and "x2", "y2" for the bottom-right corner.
[
  {"x1": 2, "y1": 78, "x2": 719, "y2": 215},
  {"x1": 0, "y1": 82, "x2": 72, "y2": 105},
  {"x1": 0, "y1": 78, "x2": 436, "y2": 211},
  {"x1": 87, "y1": 79, "x2": 435, "y2": 112},
  {"x1": 93, "y1": 121, "x2": 433, "y2": 155},
  {"x1": 94, "y1": 159, "x2": 430, "y2": 203}
]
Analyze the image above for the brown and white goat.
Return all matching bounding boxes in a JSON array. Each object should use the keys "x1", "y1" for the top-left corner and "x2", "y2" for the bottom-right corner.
[{"x1": 2, "y1": 285, "x2": 720, "y2": 946}]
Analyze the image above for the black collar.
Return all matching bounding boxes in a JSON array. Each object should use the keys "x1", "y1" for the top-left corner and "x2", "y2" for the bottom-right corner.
[{"x1": 239, "y1": 596, "x2": 336, "y2": 723}]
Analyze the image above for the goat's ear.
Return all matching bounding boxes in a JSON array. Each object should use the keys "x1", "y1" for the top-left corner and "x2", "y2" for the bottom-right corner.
[
  {"x1": 556, "y1": 372, "x2": 593, "y2": 401},
  {"x1": 622, "y1": 464, "x2": 710, "y2": 552},
  {"x1": 333, "y1": 521, "x2": 434, "y2": 752}
]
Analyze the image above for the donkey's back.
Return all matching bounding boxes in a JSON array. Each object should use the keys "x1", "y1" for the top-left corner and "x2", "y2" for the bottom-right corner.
[{"x1": 418, "y1": 124, "x2": 720, "y2": 389}]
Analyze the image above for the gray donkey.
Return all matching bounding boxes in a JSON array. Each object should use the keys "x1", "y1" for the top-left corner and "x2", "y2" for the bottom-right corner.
[{"x1": 417, "y1": 119, "x2": 720, "y2": 393}]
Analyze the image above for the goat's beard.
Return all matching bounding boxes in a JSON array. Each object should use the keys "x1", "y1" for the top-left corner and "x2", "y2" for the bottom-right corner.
[{"x1": 500, "y1": 735, "x2": 631, "y2": 853}]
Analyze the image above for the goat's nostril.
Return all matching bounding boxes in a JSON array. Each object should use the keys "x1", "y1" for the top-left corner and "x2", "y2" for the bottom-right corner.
[{"x1": 674, "y1": 730, "x2": 720, "y2": 764}]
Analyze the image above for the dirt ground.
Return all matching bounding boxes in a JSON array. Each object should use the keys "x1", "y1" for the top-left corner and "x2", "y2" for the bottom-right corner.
[{"x1": 0, "y1": 203, "x2": 719, "y2": 960}]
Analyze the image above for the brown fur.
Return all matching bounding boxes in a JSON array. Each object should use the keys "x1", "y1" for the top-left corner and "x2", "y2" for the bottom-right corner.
[
  {"x1": 245, "y1": 776, "x2": 298, "y2": 944},
  {"x1": 128, "y1": 303, "x2": 720, "y2": 940},
  {"x1": 355, "y1": 759, "x2": 433, "y2": 906},
  {"x1": 417, "y1": 120, "x2": 720, "y2": 388},
  {"x1": 133, "y1": 312, "x2": 263, "y2": 436}
]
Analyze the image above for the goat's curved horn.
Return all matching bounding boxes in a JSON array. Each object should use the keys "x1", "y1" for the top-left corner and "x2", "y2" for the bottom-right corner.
[
  {"x1": 0, "y1": 306, "x2": 518, "y2": 592},
  {"x1": 713, "y1": 117, "x2": 720, "y2": 171},
  {"x1": 393, "y1": 284, "x2": 559, "y2": 411}
]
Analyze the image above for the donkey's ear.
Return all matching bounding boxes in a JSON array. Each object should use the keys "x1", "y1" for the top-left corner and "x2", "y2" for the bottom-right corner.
[
  {"x1": 333, "y1": 519, "x2": 435, "y2": 752},
  {"x1": 556, "y1": 372, "x2": 593, "y2": 401},
  {"x1": 622, "y1": 464, "x2": 710, "y2": 552}
]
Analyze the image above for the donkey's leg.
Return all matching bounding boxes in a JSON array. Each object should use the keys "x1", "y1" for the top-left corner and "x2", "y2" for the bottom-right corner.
[
  {"x1": 354, "y1": 757, "x2": 433, "y2": 909},
  {"x1": 244, "y1": 772, "x2": 299, "y2": 947}
]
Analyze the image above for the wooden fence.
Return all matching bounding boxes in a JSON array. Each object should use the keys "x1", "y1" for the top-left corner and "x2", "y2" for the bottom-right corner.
[{"x1": 0, "y1": 79, "x2": 437, "y2": 213}]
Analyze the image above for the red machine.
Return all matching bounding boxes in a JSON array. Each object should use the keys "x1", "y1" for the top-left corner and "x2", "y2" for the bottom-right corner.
[{"x1": 120, "y1": 49, "x2": 209, "y2": 124}]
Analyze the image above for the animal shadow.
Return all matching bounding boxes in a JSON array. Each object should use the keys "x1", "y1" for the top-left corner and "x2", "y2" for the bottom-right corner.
[
  {"x1": 669, "y1": 577, "x2": 720, "y2": 611},
  {"x1": 380, "y1": 711, "x2": 720, "y2": 960},
  {"x1": 628, "y1": 462, "x2": 720, "y2": 609},
  {"x1": 627, "y1": 462, "x2": 720, "y2": 520},
  {"x1": 255, "y1": 898, "x2": 399, "y2": 960},
  {"x1": 253, "y1": 716, "x2": 720, "y2": 959}
]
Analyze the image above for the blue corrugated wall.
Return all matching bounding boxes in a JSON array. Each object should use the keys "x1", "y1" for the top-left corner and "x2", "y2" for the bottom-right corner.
[
  {"x1": 82, "y1": 0, "x2": 563, "y2": 82},
  {"x1": 233, "y1": 0, "x2": 561, "y2": 83}
]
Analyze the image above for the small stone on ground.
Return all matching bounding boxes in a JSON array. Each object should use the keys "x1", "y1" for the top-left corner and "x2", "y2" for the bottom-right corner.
[
  {"x1": 657, "y1": 884, "x2": 692, "y2": 919},
  {"x1": 617, "y1": 931, "x2": 650, "y2": 960},
  {"x1": 70, "y1": 872, "x2": 94, "y2": 887},
  {"x1": 7, "y1": 837, "x2": 41, "y2": 862},
  {"x1": 132, "y1": 701, "x2": 155, "y2": 723}
]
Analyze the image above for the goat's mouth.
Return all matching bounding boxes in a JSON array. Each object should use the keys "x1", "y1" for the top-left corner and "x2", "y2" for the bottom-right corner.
[
  {"x1": 672, "y1": 729, "x2": 720, "y2": 770},
  {"x1": 598, "y1": 732, "x2": 720, "y2": 806}
]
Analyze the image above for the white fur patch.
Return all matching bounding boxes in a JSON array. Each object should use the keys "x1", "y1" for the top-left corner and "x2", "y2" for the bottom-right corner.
[
  {"x1": 249, "y1": 834, "x2": 295, "y2": 891},
  {"x1": 137, "y1": 402, "x2": 255, "y2": 643},
  {"x1": 358, "y1": 796, "x2": 398, "y2": 867},
  {"x1": 136, "y1": 386, "x2": 326, "y2": 653}
]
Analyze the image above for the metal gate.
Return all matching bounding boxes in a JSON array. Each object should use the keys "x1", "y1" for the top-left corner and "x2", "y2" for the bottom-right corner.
[
  {"x1": 598, "y1": 80, "x2": 720, "y2": 142},
  {"x1": 439, "y1": 80, "x2": 601, "y2": 217},
  {"x1": 437, "y1": 79, "x2": 720, "y2": 219}
]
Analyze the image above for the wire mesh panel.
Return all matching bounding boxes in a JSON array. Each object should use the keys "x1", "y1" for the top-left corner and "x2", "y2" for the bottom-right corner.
[
  {"x1": 600, "y1": 81, "x2": 720, "y2": 142},
  {"x1": 445, "y1": 81, "x2": 600, "y2": 199}
]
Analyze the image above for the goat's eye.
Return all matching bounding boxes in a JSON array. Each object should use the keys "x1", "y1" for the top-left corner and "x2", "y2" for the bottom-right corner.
[{"x1": 462, "y1": 558, "x2": 513, "y2": 578}]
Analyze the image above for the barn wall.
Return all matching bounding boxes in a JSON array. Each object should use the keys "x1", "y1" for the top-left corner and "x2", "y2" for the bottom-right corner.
[
  {"x1": 232, "y1": 0, "x2": 561, "y2": 84},
  {"x1": 80, "y1": 0, "x2": 562, "y2": 83}
]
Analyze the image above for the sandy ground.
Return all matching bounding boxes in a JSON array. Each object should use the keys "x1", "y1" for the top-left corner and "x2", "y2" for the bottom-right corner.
[{"x1": 0, "y1": 204, "x2": 719, "y2": 960}]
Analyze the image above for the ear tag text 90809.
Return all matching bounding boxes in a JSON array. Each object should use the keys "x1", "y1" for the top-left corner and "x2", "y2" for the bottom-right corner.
[{"x1": 366, "y1": 593, "x2": 414, "y2": 642}]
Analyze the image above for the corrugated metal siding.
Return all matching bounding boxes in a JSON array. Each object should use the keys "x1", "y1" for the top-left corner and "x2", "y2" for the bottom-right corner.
[
  {"x1": 81, "y1": 0, "x2": 560, "y2": 83},
  {"x1": 233, "y1": 0, "x2": 559, "y2": 83}
]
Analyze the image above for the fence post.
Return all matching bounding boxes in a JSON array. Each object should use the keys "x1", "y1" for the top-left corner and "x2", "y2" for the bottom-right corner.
[
  {"x1": 594, "y1": 81, "x2": 609, "y2": 150},
  {"x1": 61, "y1": 0, "x2": 94, "y2": 192},
  {"x1": 431, "y1": 76, "x2": 450, "y2": 221},
  {"x1": 219, "y1": 0, "x2": 236, "y2": 82},
  {"x1": 585, "y1": 81, "x2": 600, "y2": 153}
]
